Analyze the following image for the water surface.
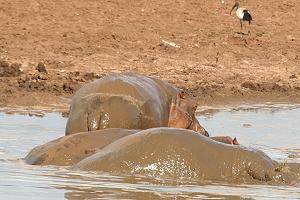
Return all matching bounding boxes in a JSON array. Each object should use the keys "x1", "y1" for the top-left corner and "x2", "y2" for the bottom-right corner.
[{"x1": 0, "y1": 104, "x2": 300, "y2": 199}]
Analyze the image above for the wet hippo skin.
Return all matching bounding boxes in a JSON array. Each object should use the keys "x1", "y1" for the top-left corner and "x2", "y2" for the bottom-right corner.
[
  {"x1": 25, "y1": 128, "x2": 139, "y2": 166},
  {"x1": 65, "y1": 73, "x2": 209, "y2": 136},
  {"x1": 211, "y1": 136, "x2": 239, "y2": 145},
  {"x1": 24, "y1": 128, "x2": 232, "y2": 166},
  {"x1": 74, "y1": 128, "x2": 299, "y2": 183}
]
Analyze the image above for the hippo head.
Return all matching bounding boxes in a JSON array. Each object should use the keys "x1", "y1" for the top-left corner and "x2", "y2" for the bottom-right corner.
[
  {"x1": 168, "y1": 91, "x2": 209, "y2": 137},
  {"x1": 211, "y1": 136, "x2": 239, "y2": 145}
]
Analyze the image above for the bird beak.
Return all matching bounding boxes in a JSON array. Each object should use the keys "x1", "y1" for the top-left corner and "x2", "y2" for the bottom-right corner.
[{"x1": 230, "y1": 2, "x2": 238, "y2": 14}]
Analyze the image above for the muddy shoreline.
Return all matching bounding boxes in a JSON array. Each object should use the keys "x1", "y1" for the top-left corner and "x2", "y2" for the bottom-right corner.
[{"x1": 1, "y1": 58, "x2": 300, "y2": 113}]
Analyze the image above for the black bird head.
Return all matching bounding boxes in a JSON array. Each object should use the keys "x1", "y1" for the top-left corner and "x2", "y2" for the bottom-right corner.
[{"x1": 230, "y1": 1, "x2": 240, "y2": 14}]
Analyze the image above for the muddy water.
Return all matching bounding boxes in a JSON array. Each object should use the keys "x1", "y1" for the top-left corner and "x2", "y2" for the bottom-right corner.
[{"x1": 0, "y1": 104, "x2": 300, "y2": 199}]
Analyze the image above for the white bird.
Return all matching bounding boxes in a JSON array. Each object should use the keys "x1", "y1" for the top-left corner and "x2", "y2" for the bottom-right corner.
[{"x1": 230, "y1": 1, "x2": 252, "y2": 34}]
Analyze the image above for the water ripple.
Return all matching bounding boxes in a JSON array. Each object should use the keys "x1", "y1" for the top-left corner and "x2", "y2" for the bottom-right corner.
[{"x1": 0, "y1": 108, "x2": 300, "y2": 199}]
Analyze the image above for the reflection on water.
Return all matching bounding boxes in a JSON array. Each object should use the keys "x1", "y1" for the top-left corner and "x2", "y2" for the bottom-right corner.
[{"x1": 0, "y1": 105, "x2": 300, "y2": 199}]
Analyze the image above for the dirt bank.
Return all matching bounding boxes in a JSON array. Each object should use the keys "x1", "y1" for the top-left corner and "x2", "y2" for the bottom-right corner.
[{"x1": 0, "y1": 0, "x2": 299, "y2": 111}]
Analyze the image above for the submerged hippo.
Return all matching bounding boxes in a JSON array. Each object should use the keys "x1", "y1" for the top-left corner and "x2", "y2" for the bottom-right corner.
[
  {"x1": 25, "y1": 128, "x2": 236, "y2": 166},
  {"x1": 25, "y1": 128, "x2": 299, "y2": 183},
  {"x1": 66, "y1": 73, "x2": 209, "y2": 136},
  {"x1": 25, "y1": 128, "x2": 139, "y2": 166},
  {"x1": 74, "y1": 128, "x2": 299, "y2": 184}
]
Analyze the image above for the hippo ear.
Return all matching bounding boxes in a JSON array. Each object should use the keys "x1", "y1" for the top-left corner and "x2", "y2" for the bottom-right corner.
[
  {"x1": 232, "y1": 137, "x2": 239, "y2": 145},
  {"x1": 179, "y1": 90, "x2": 188, "y2": 99}
]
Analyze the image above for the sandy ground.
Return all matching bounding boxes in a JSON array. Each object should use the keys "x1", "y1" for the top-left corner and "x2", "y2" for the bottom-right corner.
[{"x1": 0, "y1": 0, "x2": 299, "y2": 112}]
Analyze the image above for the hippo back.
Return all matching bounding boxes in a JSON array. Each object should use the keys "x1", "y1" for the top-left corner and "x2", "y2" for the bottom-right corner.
[{"x1": 66, "y1": 73, "x2": 179, "y2": 135}]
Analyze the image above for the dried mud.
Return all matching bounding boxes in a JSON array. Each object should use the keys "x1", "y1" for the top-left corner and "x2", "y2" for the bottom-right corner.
[{"x1": 0, "y1": 0, "x2": 299, "y2": 110}]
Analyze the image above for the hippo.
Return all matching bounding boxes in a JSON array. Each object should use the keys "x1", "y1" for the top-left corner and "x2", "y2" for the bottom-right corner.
[
  {"x1": 25, "y1": 128, "x2": 236, "y2": 166},
  {"x1": 25, "y1": 128, "x2": 139, "y2": 166},
  {"x1": 211, "y1": 136, "x2": 239, "y2": 145},
  {"x1": 74, "y1": 128, "x2": 299, "y2": 184},
  {"x1": 65, "y1": 73, "x2": 209, "y2": 137}
]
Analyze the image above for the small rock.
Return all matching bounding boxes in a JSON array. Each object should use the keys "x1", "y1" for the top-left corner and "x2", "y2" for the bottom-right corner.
[
  {"x1": 272, "y1": 83, "x2": 288, "y2": 92},
  {"x1": 63, "y1": 82, "x2": 77, "y2": 93},
  {"x1": 289, "y1": 74, "x2": 297, "y2": 79},
  {"x1": 38, "y1": 74, "x2": 48, "y2": 80},
  {"x1": 28, "y1": 112, "x2": 45, "y2": 118},
  {"x1": 73, "y1": 71, "x2": 80, "y2": 76},
  {"x1": 0, "y1": 60, "x2": 23, "y2": 77},
  {"x1": 61, "y1": 111, "x2": 69, "y2": 118},
  {"x1": 241, "y1": 81, "x2": 257, "y2": 90},
  {"x1": 36, "y1": 62, "x2": 48, "y2": 74},
  {"x1": 83, "y1": 72, "x2": 100, "y2": 81},
  {"x1": 288, "y1": 153, "x2": 300, "y2": 158},
  {"x1": 0, "y1": 59, "x2": 9, "y2": 68},
  {"x1": 294, "y1": 86, "x2": 300, "y2": 90},
  {"x1": 243, "y1": 123, "x2": 252, "y2": 128},
  {"x1": 286, "y1": 35, "x2": 296, "y2": 41}
]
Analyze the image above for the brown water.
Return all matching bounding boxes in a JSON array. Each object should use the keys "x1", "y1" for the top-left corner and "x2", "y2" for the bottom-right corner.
[{"x1": 0, "y1": 104, "x2": 300, "y2": 199}]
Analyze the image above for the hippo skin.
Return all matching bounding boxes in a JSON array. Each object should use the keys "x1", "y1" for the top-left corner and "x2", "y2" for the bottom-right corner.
[
  {"x1": 65, "y1": 73, "x2": 209, "y2": 137},
  {"x1": 74, "y1": 128, "x2": 299, "y2": 184},
  {"x1": 25, "y1": 128, "x2": 139, "y2": 166},
  {"x1": 25, "y1": 128, "x2": 299, "y2": 183}
]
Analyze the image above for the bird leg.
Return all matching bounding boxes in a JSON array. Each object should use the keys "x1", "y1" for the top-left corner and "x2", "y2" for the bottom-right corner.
[
  {"x1": 240, "y1": 20, "x2": 243, "y2": 34},
  {"x1": 248, "y1": 21, "x2": 251, "y2": 35}
]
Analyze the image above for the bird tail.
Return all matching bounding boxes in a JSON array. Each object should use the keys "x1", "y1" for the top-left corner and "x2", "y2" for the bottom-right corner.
[{"x1": 243, "y1": 11, "x2": 252, "y2": 23}]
